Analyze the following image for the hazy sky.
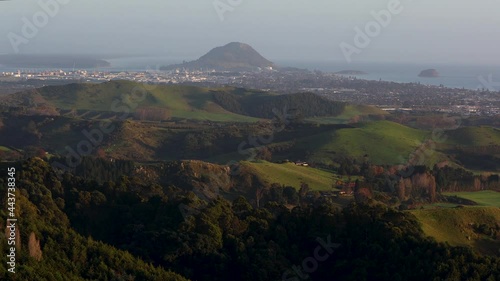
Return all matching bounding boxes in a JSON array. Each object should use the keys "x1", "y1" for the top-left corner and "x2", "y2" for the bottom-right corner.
[{"x1": 1, "y1": 0, "x2": 499, "y2": 65}]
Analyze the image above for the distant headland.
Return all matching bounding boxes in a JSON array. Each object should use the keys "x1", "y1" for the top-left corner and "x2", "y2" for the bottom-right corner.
[
  {"x1": 418, "y1": 69, "x2": 440, "y2": 78},
  {"x1": 160, "y1": 42, "x2": 276, "y2": 72}
]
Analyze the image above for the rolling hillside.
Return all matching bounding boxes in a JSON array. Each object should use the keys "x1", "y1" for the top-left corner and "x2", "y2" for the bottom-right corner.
[
  {"x1": 446, "y1": 126, "x2": 500, "y2": 146},
  {"x1": 240, "y1": 161, "x2": 339, "y2": 191},
  {"x1": 212, "y1": 89, "x2": 346, "y2": 119},
  {"x1": 411, "y1": 207, "x2": 500, "y2": 256},
  {"x1": 207, "y1": 120, "x2": 474, "y2": 167},
  {"x1": 306, "y1": 104, "x2": 389, "y2": 124},
  {"x1": 2, "y1": 81, "x2": 348, "y2": 122},
  {"x1": 0, "y1": 81, "x2": 258, "y2": 122},
  {"x1": 295, "y1": 120, "x2": 435, "y2": 165},
  {"x1": 442, "y1": 191, "x2": 500, "y2": 207},
  {"x1": 0, "y1": 146, "x2": 11, "y2": 152},
  {"x1": 1, "y1": 81, "x2": 499, "y2": 169},
  {"x1": 443, "y1": 126, "x2": 500, "y2": 171}
]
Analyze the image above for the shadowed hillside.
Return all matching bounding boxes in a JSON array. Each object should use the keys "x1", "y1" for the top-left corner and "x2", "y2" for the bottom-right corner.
[{"x1": 412, "y1": 207, "x2": 500, "y2": 256}]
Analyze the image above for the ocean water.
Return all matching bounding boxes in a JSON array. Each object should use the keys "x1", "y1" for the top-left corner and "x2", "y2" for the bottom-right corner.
[
  {"x1": 0, "y1": 56, "x2": 187, "y2": 73},
  {"x1": 277, "y1": 60, "x2": 500, "y2": 90},
  {"x1": 104, "y1": 56, "x2": 189, "y2": 72},
  {"x1": 105, "y1": 58, "x2": 500, "y2": 90},
  {"x1": 2, "y1": 57, "x2": 500, "y2": 91}
]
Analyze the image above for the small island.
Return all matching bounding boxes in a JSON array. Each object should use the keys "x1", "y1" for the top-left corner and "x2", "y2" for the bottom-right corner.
[
  {"x1": 418, "y1": 69, "x2": 440, "y2": 78},
  {"x1": 335, "y1": 70, "x2": 368, "y2": 75}
]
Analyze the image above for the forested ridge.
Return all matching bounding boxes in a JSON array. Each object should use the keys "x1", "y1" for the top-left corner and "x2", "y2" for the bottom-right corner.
[
  {"x1": 0, "y1": 159, "x2": 187, "y2": 281},
  {"x1": 1, "y1": 158, "x2": 499, "y2": 280}
]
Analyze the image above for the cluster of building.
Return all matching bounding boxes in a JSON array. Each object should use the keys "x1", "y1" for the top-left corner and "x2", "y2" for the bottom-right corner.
[{"x1": 1, "y1": 68, "x2": 498, "y2": 116}]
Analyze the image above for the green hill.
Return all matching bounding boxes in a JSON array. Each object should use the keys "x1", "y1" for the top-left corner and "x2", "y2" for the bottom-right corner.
[
  {"x1": 1, "y1": 81, "x2": 263, "y2": 122},
  {"x1": 212, "y1": 89, "x2": 346, "y2": 119},
  {"x1": 442, "y1": 126, "x2": 500, "y2": 171},
  {"x1": 411, "y1": 207, "x2": 500, "y2": 256},
  {"x1": 203, "y1": 120, "x2": 434, "y2": 166},
  {"x1": 446, "y1": 126, "x2": 500, "y2": 146},
  {"x1": 35, "y1": 81, "x2": 261, "y2": 122},
  {"x1": 442, "y1": 191, "x2": 500, "y2": 207},
  {"x1": 3, "y1": 81, "x2": 348, "y2": 122},
  {"x1": 240, "y1": 161, "x2": 339, "y2": 191},
  {"x1": 296, "y1": 120, "x2": 434, "y2": 165},
  {"x1": 306, "y1": 104, "x2": 388, "y2": 124},
  {"x1": 0, "y1": 146, "x2": 11, "y2": 152},
  {"x1": 2, "y1": 84, "x2": 498, "y2": 169}
]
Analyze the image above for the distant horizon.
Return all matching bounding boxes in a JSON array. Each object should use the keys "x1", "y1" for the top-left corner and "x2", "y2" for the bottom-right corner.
[
  {"x1": 2, "y1": 52, "x2": 500, "y2": 68},
  {"x1": 1, "y1": 1, "x2": 499, "y2": 65},
  {"x1": 2, "y1": 52, "x2": 499, "y2": 91}
]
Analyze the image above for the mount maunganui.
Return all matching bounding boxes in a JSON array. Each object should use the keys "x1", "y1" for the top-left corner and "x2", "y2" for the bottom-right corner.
[{"x1": 161, "y1": 42, "x2": 276, "y2": 71}]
